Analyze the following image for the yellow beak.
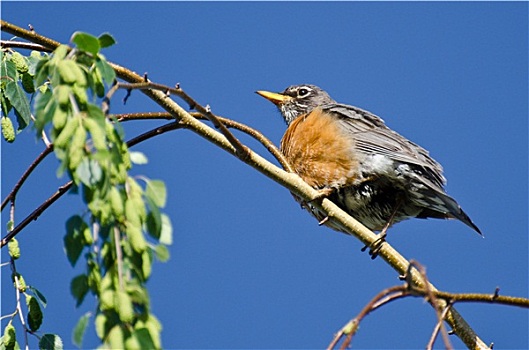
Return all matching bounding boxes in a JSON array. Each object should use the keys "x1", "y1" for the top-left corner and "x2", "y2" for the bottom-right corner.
[{"x1": 255, "y1": 90, "x2": 291, "y2": 105}]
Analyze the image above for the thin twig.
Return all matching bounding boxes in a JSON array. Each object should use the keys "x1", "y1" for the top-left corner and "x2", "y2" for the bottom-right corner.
[
  {"x1": 1, "y1": 181, "x2": 72, "y2": 247},
  {"x1": 114, "y1": 82, "x2": 251, "y2": 160},
  {"x1": 408, "y1": 260, "x2": 453, "y2": 349},
  {"x1": 113, "y1": 227, "x2": 124, "y2": 291},
  {"x1": 115, "y1": 111, "x2": 292, "y2": 172},
  {"x1": 327, "y1": 285, "x2": 404, "y2": 350},
  {"x1": 0, "y1": 40, "x2": 52, "y2": 52},
  {"x1": 1, "y1": 145, "x2": 54, "y2": 211},
  {"x1": 10, "y1": 259, "x2": 29, "y2": 350},
  {"x1": 427, "y1": 302, "x2": 454, "y2": 350},
  {"x1": 329, "y1": 274, "x2": 528, "y2": 350},
  {"x1": 1, "y1": 21, "x2": 62, "y2": 50},
  {"x1": 0, "y1": 120, "x2": 185, "y2": 247}
]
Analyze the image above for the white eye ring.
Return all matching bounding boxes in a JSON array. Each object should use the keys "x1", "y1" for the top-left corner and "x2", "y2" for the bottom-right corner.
[{"x1": 297, "y1": 87, "x2": 311, "y2": 97}]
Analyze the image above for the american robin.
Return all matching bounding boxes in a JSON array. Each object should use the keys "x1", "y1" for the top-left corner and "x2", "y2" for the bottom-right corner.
[{"x1": 256, "y1": 84, "x2": 481, "y2": 246}]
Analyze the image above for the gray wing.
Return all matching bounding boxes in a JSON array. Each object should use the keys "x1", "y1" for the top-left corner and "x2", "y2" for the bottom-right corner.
[
  {"x1": 322, "y1": 103, "x2": 481, "y2": 234},
  {"x1": 323, "y1": 103, "x2": 446, "y2": 189}
]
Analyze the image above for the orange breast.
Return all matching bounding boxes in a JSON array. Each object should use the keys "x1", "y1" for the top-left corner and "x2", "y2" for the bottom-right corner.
[{"x1": 280, "y1": 108, "x2": 360, "y2": 189}]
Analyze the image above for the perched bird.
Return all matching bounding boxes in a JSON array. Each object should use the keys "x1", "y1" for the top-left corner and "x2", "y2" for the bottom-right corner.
[{"x1": 256, "y1": 84, "x2": 481, "y2": 247}]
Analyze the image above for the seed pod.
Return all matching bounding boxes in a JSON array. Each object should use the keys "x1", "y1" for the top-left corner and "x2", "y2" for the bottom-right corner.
[
  {"x1": 1, "y1": 116, "x2": 15, "y2": 143},
  {"x1": 3, "y1": 323, "x2": 16, "y2": 347},
  {"x1": 11, "y1": 52, "x2": 28, "y2": 73},
  {"x1": 57, "y1": 60, "x2": 87, "y2": 86},
  {"x1": 109, "y1": 187, "x2": 124, "y2": 220},
  {"x1": 53, "y1": 116, "x2": 77, "y2": 148},
  {"x1": 8, "y1": 238, "x2": 20, "y2": 260},
  {"x1": 116, "y1": 291, "x2": 134, "y2": 323}
]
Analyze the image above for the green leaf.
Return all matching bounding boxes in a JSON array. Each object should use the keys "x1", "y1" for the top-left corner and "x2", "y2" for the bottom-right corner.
[
  {"x1": 135, "y1": 315, "x2": 162, "y2": 349},
  {"x1": 34, "y1": 59, "x2": 50, "y2": 87},
  {"x1": 146, "y1": 180, "x2": 167, "y2": 208},
  {"x1": 1, "y1": 58, "x2": 17, "y2": 80},
  {"x1": 27, "y1": 286, "x2": 47, "y2": 308},
  {"x1": 76, "y1": 158, "x2": 103, "y2": 187},
  {"x1": 39, "y1": 334, "x2": 63, "y2": 350},
  {"x1": 21, "y1": 72, "x2": 35, "y2": 93},
  {"x1": 98, "y1": 33, "x2": 116, "y2": 48},
  {"x1": 71, "y1": 32, "x2": 100, "y2": 55},
  {"x1": 95, "y1": 57, "x2": 115, "y2": 85},
  {"x1": 154, "y1": 244, "x2": 170, "y2": 262},
  {"x1": 1, "y1": 90, "x2": 13, "y2": 118},
  {"x1": 129, "y1": 151, "x2": 148, "y2": 165},
  {"x1": 26, "y1": 295, "x2": 43, "y2": 331},
  {"x1": 28, "y1": 51, "x2": 44, "y2": 76},
  {"x1": 129, "y1": 328, "x2": 156, "y2": 350},
  {"x1": 64, "y1": 215, "x2": 90, "y2": 266},
  {"x1": 70, "y1": 274, "x2": 89, "y2": 307},
  {"x1": 4, "y1": 81, "x2": 31, "y2": 126},
  {"x1": 146, "y1": 197, "x2": 162, "y2": 240},
  {"x1": 159, "y1": 214, "x2": 173, "y2": 245},
  {"x1": 72, "y1": 312, "x2": 91, "y2": 348},
  {"x1": 14, "y1": 109, "x2": 29, "y2": 132},
  {"x1": 34, "y1": 88, "x2": 53, "y2": 134}
]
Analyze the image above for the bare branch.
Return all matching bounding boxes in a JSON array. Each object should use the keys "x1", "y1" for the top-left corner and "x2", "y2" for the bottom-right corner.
[
  {"x1": 0, "y1": 40, "x2": 51, "y2": 52},
  {"x1": 1, "y1": 181, "x2": 73, "y2": 247},
  {"x1": 114, "y1": 81, "x2": 251, "y2": 161},
  {"x1": 115, "y1": 112, "x2": 292, "y2": 172},
  {"x1": 407, "y1": 260, "x2": 452, "y2": 350},
  {"x1": 0, "y1": 20, "x2": 61, "y2": 50},
  {"x1": 1, "y1": 145, "x2": 54, "y2": 211},
  {"x1": 427, "y1": 302, "x2": 454, "y2": 350}
]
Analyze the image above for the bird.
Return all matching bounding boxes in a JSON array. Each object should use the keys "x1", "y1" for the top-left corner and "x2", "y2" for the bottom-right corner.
[{"x1": 256, "y1": 84, "x2": 481, "y2": 252}]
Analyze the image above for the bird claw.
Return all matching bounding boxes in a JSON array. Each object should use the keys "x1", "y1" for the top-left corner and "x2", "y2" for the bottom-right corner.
[
  {"x1": 361, "y1": 232, "x2": 387, "y2": 259},
  {"x1": 311, "y1": 187, "x2": 335, "y2": 203}
]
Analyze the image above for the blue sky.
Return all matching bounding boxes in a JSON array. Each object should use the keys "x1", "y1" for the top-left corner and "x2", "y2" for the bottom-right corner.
[{"x1": 2, "y1": 2, "x2": 528, "y2": 349}]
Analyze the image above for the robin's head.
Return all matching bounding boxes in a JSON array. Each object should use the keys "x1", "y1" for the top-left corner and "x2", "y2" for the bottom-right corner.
[{"x1": 256, "y1": 84, "x2": 336, "y2": 125}]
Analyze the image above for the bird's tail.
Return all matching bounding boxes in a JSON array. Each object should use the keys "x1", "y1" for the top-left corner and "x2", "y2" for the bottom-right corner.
[{"x1": 416, "y1": 189, "x2": 482, "y2": 235}]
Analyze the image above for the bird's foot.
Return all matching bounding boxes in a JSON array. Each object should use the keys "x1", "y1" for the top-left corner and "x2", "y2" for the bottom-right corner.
[
  {"x1": 310, "y1": 188, "x2": 336, "y2": 225},
  {"x1": 312, "y1": 187, "x2": 335, "y2": 201},
  {"x1": 361, "y1": 231, "x2": 388, "y2": 259}
]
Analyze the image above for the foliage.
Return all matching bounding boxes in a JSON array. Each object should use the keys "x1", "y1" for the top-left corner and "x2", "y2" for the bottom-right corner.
[{"x1": 1, "y1": 31, "x2": 171, "y2": 349}]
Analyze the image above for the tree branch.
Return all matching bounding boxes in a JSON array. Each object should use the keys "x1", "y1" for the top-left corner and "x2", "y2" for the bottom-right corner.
[
  {"x1": 1, "y1": 182, "x2": 73, "y2": 247},
  {"x1": 114, "y1": 81, "x2": 252, "y2": 160},
  {"x1": 0, "y1": 40, "x2": 51, "y2": 52},
  {"x1": 1, "y1": 145, "x2": 54, "y2": 211},
  {"x1": 1, "y1": 20, "x2": 509, "y2": 349},
  {"x1": 115, "y1": 112, "x2": 292, "y2": 172},
  {"x1": 329, "y1": 261, "x2": 528, "y2": 349}
]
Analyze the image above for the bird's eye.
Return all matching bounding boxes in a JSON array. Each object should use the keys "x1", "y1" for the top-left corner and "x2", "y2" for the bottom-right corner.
[{"x1": 297, "y1": 88, "x2": 310, "y2": 97}]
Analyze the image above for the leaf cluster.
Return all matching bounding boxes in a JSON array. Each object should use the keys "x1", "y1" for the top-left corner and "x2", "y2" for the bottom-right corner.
[
  {"x1": 2, "y1": 31, "x2": 171, "y2": 349},
  {"x1": 1, "y1": 240, "x2": 62, "y2": 350}
]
